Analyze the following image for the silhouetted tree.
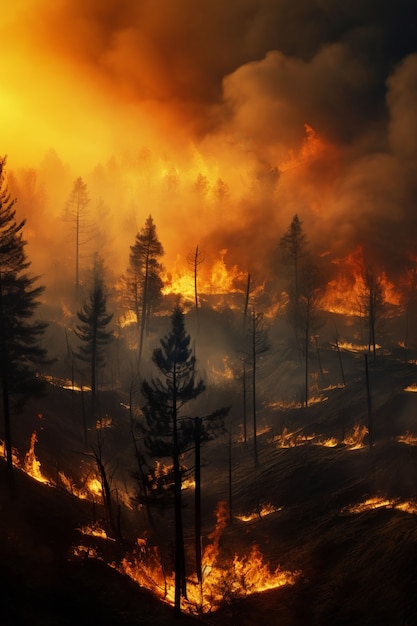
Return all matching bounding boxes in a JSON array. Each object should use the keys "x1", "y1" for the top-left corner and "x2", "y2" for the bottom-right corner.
[
  {"x1": 126, "y1": 215, "x2": 164, "y2": 365},
  {"x1": 246, "y1": 308, "x2": 269, "y2": 464},
  {"x1": 74, "y1": 255, "x2": 113, "y2": 414},
  {"x1": 140, "y1": 305, "x2": 228, "y2": 614},
  {"x1": 0, "y1": 156, "x2": 48, "y2": 496},
  {"x1": 141, "y1": 305, "x2": 203, "y2": 613},
  {"x1": 297, "y1": 260, "x2": 324, "y2": 407},
  {"x1": 360, "y1": 266, "x2": 385, "y2": 361},
  {"x1": 187, "y1": 244, "x2": 205, "y2": 333},
  {"x1": 280, "y1": 214, "x2": 308, "y2": 355},
  {"x1": 63, "y1": 177, "x2": 93, "y2": 304}
]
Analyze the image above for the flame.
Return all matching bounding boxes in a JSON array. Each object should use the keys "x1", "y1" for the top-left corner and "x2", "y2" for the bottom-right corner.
[
  {"x1": 397, "y1": 432, "x2": 417, "y2": 445},
  {"x1": 342, "y1": 497, "x2": 417, "y2": 515},
  {"x1": 208, "y1": 356, "x2": 235, "y2": 384},
  {"x1": 23, "y1": 431, "x2": 49, "y2": 484},
  {"x1": 236, "y1": 502, "x2": 282, "y2": 523},
  {"x1": 342, "y1": 424, "x2": 368, "y2": 449},
  {"x1": 0, "y1": 438, "x2": 20, "y2": 466},
  {"x1": 163, "y1": 249, "x2": 247, "y2": 301},
  {"x1": 322, "y1": 247, "x2": 401, "y2": 316},
  {"x1": 271, "y1": 424, "x2": 367, "y2": 449},
  {"x1": 279, "y1": 124, "x2": 326, "y2": 172},
  {"x1": 57, "y1": 470, "x2": 103, "y2": 501},
  {"x1": 404, "y1": 384, "x2": 417, "y2": 393},
  {"x1": 96, "y1": 415, "x2": 113, "y2": 429},
  {"x1": 272, "y1": 428, "x2": 316, "y2": 448},
  {"x1": 119, "y1": 501, "x2": 298, "y2": 614},
  {"x1": 77, "y1": 521, "x2": 115, "y2": 541}
]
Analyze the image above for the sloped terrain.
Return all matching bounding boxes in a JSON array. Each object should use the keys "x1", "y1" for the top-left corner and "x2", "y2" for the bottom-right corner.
[{"x1": 2, "y1": 322, "x2": 417, "y2": 625}]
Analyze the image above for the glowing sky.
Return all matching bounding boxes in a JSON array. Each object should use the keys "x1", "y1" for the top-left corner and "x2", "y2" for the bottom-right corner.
[{"x1": 1, "y1": 0, "x2": 416, "y2": 286}]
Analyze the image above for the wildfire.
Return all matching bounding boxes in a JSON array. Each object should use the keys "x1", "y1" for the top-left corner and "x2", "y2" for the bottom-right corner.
[
  {"x1": 322, "y1": 247, "x2": 401, "y2": 316},
  {"x1": 404, "y1": 384, "x2": 417, "y2": 393},
  {"x1": 272, "y1": 428, "x2": 316, "y2": 448},
  {"x1": 77, "y1": 521, "x2": 115, "y2": 540},
  {"x1": 208, "y1": 356, "x2": 235, "y2": 384},
  {"x1": 119, "y1": 501, "x2": 298, "y2": 614},
  {"x1": 0, "y1": 438, "x2": 20, "y2": 466},
  {"x1": 236, "y1": 502, "x2": 282, "y2": 523},
  {"x1": 163, "y1": 249, "x2": 247, "y2": 302},
  {"x1": 343, "y1": 424, "x2": 368, "y2": 449},
  {"x1": 271, "y1": 424, "x2": 367, "y2": 449},
  {"x1": 342, "y1": 496, "x2": 417, "y2": 515},
  {"x1": 397, "y1": 432, "x2": 417, "y2": 445},
  {"x1": 279, "y1": 124, "x2": 326, "y2": 172},
  {"x1": 23, "y1": 431, "x2": 50, "y2": 484}
]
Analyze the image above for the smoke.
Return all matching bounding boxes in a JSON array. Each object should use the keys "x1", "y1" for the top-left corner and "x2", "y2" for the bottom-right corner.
[{"x1": 1, "y1": 0, "x2": 416, "y2": 293}]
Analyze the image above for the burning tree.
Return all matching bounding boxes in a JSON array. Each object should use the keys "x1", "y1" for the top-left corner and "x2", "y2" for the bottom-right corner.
[
  {"x1": 74, "y1": 254, "x2": 113, "y2": 415},
  {"x1": 139, "y1": 304, "x2": 228, "y2": 615},
  {"x1": 0, "y1": 156, "x2": 49, "y2": 496},
  {"x1": 125, "y1": 215, "x2": 164, "y2": 366}
]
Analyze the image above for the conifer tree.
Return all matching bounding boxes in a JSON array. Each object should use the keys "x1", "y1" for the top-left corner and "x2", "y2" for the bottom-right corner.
[
  {"x1": 127, "y1": 215, "x2": 164, "y2": 365},
  {"x1": 0, "y1": 156, "x2": 48, "y2": 494},
  {"x1": 63, "y1": 177, "x2": 92, "y2": 304},
  {"x1": 74, "y1": 255, "x2": 113, "y2": 410},
  {"x1": 140, "y1": 304, "x2": 227, "y2": 614}
]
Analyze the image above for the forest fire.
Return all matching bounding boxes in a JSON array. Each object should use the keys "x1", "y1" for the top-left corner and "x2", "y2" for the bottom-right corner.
[
  {"x1": 163, "y1": 249, "x2": 247, "y2": 302},
  {"x1": 236, "y1": 502, "x2": 282, "y2": 523},
  {"x1": 342, "y1": 497, "x2": 417, "y2": 515},
  {"x1": 322, "y1": 247, "x2": 402, "y2": 317},
  {"x1": 397, "y1": 432, "x2": 417, "y2": 445},
  {"x1": 119, "y1": 501, "x2": 298, "y2": 614},
  {"x1": 272, "y1": 424, "x2": 368, "y2": 449},
  {"x1": 23, "y1": 431, "x2": 50, "y2": 485}
]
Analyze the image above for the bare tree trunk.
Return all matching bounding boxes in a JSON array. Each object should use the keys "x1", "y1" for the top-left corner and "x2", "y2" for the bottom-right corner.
[
  {"x1": 252, "y1": 312, "x2": 258, "y2": 465},
  {"x1": 194, "y1": 417, "x2": 202, "y2": 585},
  {"x1": 0, "y1": 273, "x2": 14, "y2": 498},
  {"x1": 364, "y1": 353, "x2": 373, "y2": 448}
]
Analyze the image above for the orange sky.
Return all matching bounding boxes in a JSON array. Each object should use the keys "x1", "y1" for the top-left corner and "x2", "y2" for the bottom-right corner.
[{"x1": 1, "y1": 1, "x2": 416, "y2": 289}]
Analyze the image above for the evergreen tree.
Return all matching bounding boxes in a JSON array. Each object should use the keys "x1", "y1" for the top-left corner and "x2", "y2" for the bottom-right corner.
[
  {"x1": 140, "y1": 304, "x2": 227, "y2": 614},
  {"x1": 0, "y1": 156, "x2": 48, "y2": 494},
  {"x1": 63, "y1": 177, "x2": 93, "y2": 304},
  {"x1": 280, "y1": 214, "x2": 309, "y2": 355},
  {"x1": 74, "y1": 255, "x2": 113, "y2": 408},
  {"x1": 126, "y1": 215, "x2": 164, "y2": 365}
]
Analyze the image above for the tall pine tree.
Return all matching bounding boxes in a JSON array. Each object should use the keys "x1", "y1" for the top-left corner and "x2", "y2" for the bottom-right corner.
[
  {"x1": 0, "y1": 156, "x2": 48, "y2": 495},
  {"x1": 140, "y1": 304, "x2": 228, "y2": 614},
  {"x1": 74, "y1": 255, "x2": 113, "y2": 412},
  {"x1": 127, "y1": 215, "x2": 164, "y2": 365}
]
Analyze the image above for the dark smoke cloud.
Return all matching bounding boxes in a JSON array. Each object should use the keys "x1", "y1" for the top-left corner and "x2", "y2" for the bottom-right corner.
[{"x1": 1, "y1": 0, "x2": 417, "y2": 289}]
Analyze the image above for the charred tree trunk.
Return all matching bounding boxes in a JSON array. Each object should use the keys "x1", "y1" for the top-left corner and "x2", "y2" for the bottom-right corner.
[
  {"x1": 194, "y1": 417, "x2": 202, "y2": 585},
  {"x1": 0, "y1": 273, "x2": 14, "y2": 497},
  {"x1": 252, "y1": 313, "x2": 258, "y2": 465},
  {"x1": 173, "y1": 359, "x2": 186, "y2": 615},
  {"x1": 364, "y1": 353, "x2": 373, "y2": 448}
]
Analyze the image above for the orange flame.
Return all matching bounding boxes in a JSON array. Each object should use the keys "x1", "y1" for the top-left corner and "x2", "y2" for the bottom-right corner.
[
  {"x1": 119, "y1": 500, "x2": 298, "y2": 614},
  {"x1": 23, "y1": 431, "x2": 49, "y2": 484},
  {"x1": 322, "y1": 247, "x2": 401, "y2": 316},
  {"x1": 163, "y1": 249, "x2": 247, "y2": 301},
  {"x1": 342, "y1": 496, "x2": 417, "y2": 515}
]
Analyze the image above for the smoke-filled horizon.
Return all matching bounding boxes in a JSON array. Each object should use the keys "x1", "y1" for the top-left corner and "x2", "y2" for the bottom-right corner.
[{"x1": 1, "y1": 0, "x2": 416, "y2": 296}]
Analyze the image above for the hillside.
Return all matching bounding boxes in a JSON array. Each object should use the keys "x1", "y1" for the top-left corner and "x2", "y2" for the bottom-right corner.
[{"x1": 2, "y1": 335, "x2": 417, "y2": 625}]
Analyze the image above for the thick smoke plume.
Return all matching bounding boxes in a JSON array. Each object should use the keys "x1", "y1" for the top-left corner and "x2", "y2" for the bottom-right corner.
[{"x1": 0, "y1": 1, "x2": 416, "y2": 290}]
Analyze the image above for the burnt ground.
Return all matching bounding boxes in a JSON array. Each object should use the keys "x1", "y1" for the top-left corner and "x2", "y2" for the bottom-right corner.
[{"x1": 2, "y1": 340, "x2": 417, "y2": 625}]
